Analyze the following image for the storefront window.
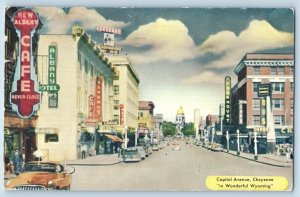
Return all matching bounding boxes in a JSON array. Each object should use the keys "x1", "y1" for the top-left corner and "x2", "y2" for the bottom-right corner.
[
  {"x1": 253, "y1": 115, "x2": 260, "y2": 125},
  {"x1": 49, "y1": 93, "x2": 58, "y2": 108},
  {"x1": 45, "y1": 134, "x2": 59, "y2": 142},
  {"x1": 4, "y1": 131, "x2": 22, "y2": 158}
]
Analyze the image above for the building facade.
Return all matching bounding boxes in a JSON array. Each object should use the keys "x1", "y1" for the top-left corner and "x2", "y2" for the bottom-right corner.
[
  {"x1": 35, "y1": 26, "x2": 115, "y2": 161},
  {"x1": 154, "y1": 114, "x2": 163, "y2": 139},
  {"x1": 138, "y1": 101, "x2": 155, "y2": 132},
  {"x1": 231, "y1": 53, "x2": 294, "y2": 151},
  {"x1": 194, "y1": 109, "x2": 200, "y2": 137},
  {"x1": 106, "y1": 55, "x2": 140, "y2": 133}
]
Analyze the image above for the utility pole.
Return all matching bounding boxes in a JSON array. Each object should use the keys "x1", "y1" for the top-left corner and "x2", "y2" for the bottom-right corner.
[
  {"x1": 226, "y1": 131, "x2": 229, "y2": 153},
  {"x1": 254, "y1": 131, "x2": 258, "y2": 160},
  {"x1": 237, "y1": 129, "x2": 240, "y2": 156},
  {"x1": 125, "y1": 126, "x2": 128, "y2": 149}
]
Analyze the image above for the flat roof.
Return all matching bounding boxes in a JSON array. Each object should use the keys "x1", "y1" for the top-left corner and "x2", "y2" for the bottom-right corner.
[{"x1": 243, "y1": 53, "x2": 294, "y2": 60}]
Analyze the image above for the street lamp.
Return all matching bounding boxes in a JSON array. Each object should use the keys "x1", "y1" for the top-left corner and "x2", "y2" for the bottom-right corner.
[
  {"x1": 134, "y1": 128, "x2": 138, "y2": 146},
  {"x1": 226, "y1": 131, "x2": 229, "y2": 153},
  {"x1": 237, "y1": 129, "x2": 240, "y2": 156},
  {"x1": 124, "y1": 126, "x2": 128, "y2": 149},
  {"x1": 254, "y1": 131, "x2": 258, "y2": 160}
]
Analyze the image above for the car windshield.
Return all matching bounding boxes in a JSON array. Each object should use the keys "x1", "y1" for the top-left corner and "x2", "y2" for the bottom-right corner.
[
  {"x1": 23, "y1": 163, "x2": 58, "y2": 173},
  {"x1": 124, "y1": 149, "x2": 138, "y2": 156}
]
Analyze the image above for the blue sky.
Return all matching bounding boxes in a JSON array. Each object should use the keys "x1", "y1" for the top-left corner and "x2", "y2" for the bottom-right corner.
[{"x1": 33, "y1": 7, "x2": 294, "y2": 122}]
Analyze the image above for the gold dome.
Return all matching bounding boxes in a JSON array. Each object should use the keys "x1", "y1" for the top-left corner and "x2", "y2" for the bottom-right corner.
[{"x1": 176, "y1": 106, "x2": 184, "y2": 115}]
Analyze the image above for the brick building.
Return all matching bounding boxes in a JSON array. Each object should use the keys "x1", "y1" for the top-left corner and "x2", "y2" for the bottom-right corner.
[{"x1": 231, "y1": 53, "x2": 294, "y2": 152}]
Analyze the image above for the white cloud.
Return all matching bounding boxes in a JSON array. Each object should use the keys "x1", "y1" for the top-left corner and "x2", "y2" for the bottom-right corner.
[
  {"x1": 34, "y1": 7, "x2": 128, "y2": 34},
  {"x1": 120, "y1": 18, "x2": 197, "y2": 64},
  {"x1": 181, "y1": 71, "x2": 225, "y2": 85},
  {"x1": 182, "y1": 20, "x2": 294, "y2": 85},
  {"x1": 197, "y1": 20, "x2": 294, "y2": 68}
]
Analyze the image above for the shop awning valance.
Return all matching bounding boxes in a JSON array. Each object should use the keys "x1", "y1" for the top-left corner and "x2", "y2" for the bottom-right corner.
[{"x1": 105, "y1": 134, "x2": 123, "y2": 142}]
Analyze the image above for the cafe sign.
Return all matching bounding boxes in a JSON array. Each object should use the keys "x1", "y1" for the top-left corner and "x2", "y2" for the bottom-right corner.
[{"x1": 10, "y1": 9, "x2": 40, "y2": 118}]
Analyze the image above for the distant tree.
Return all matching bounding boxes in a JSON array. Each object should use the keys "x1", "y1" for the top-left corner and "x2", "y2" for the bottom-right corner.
[
  {"x1": 182, "y1": 123, "x2": 195, "y2": 136},
  {"x1": 162, "y1": 121, "x2": 176, "y2": 136}
]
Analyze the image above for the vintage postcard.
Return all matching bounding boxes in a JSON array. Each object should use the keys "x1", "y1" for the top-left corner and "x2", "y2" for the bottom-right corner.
[{"x1": 3, "y1": 7, "x2": 294, "y2": 191}]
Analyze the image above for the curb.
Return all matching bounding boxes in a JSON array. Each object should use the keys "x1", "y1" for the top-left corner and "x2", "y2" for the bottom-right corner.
[
  {"x1": 224, "y1": 151, "x2": 292, "y2": 168},
  {"x1": 67, "y1": 160, "x2": 123, "y2": 166}
]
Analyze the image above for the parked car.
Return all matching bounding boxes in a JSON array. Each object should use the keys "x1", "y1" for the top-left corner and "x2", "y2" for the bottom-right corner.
[
  {"x1": 123, "y1": 148, "x2": 142, "y2": 162},
  {"x1": 172, "y1": 142, "x2": 181, "y2": 150},
  {"x1": 136, "y1": 146, "x2": 146, "y2": 159},
  {"x1": 151, "y1": 143, "x2": 159, "y2": 151},
  {"x1": 138, "y1": 142, "x2": 152, "y2": 156},
  {"x1": 5, "y1": 161, "x2": 72, "y2": 190}
]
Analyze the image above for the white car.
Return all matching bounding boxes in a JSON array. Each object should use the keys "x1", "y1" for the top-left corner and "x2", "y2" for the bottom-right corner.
[
  {"x1": 136, "y1": 146, "x2": 146, "y2": 159},
  {"x1": 123, "y1": 148, "x2": 142, "y2": 162},
  {"x1": 172, "y1": 143, "x2": 181, "y2": 150}
]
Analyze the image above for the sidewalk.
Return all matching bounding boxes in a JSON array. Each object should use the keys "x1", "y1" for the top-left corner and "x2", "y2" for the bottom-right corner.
[
  {"x1": 224, "y1": 149, "x2": 293, "y2": 167},
  {"x1": 66, "y1": 153, "x2": 123, "y2": 166}
]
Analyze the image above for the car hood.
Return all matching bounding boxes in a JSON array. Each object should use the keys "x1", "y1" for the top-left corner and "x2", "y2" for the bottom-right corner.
[{"x1": 6, "y1": 172, "x2": 59, "y2": 189}]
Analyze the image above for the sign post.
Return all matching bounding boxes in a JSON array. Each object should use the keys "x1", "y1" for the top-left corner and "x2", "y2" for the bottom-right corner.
[
  {"x1": 226, "y1": 131, "x2": 230, "y2": 153},
  {"x1": 257, "y1": 83, "x2": 275, "y2": 154}
]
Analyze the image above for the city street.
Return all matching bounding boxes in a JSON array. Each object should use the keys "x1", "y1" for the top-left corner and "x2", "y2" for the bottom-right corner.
[{"x1": 70, "y1": 140, "x2": 293, "y2": 191}]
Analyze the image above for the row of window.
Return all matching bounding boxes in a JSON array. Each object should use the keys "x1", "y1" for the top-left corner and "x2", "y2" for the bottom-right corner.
[
  {"x1": 252, "y1": 98, "x2": 294, "y2": 109},
  {"x1": 253, "y1": 66, "x2": 294, "y2": 75},
  {"x1": 253, "y1": 82, "x2": 294, "y2": 93},
  {"x1": 253, "y1": 115, "x2": 293, "y2": 126}
]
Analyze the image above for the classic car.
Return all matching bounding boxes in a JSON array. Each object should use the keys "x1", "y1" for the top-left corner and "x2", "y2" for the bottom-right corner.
[
  {"x1": 151, "y1": 142, "x2": 160, "y2": 151},
  {"x1": 123, "y1": 148, "x2": 142, "y2": 162},
  {"x1": 136, "y1": 146, "x2": 146, "y2": 159},
  {"x1": 172, "y1": 142, "x2": 181, "y2": 150},
  {"x1": 5, "y1": 161, "x2": 72, "y2": 190}
]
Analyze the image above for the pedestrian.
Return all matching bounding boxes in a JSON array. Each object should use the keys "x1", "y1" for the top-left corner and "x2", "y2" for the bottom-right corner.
[
  {"x1": 10, "y1": 149, "x2": 23, "y2": 176},
  {"x1": 33, "y1": 147, "x2": 43, "y2": 161},
  {"x1": 4, "y1": 154, "x2": 13, "y2": 175},
  {"x1": 81, "y1": 144, "x2": 88, "y2": 159},
  {"x1": 286, "y1": 146, "x2": 291, "y2": 162}
]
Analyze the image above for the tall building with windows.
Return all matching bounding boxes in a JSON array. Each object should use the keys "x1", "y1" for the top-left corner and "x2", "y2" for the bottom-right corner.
[
  {"x1": 231, "y1": 53, "x2": 294, "y2": 148},
  {"x1": 106, "y1": 55, "x2": 140, "y2": 133},
  {"x1": 36, "y1": 26, "x2": 115, "y2": 161}
]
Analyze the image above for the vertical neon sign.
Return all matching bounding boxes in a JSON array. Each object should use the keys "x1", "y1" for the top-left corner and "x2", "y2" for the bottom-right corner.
[{"x1": 10, "y1": 9, "x2": 40, "y2": 118}]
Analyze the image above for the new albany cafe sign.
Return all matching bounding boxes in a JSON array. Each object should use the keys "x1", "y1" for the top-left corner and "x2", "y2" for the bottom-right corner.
[{"x1": 10, "y1": 9, "x2": 40, "y2": 118}]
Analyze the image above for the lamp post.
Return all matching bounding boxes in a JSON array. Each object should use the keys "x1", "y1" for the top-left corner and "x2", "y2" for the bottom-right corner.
[
  {"x1": 135, "y1": 128, "x2": 138, "y2": 147},
  {"x1": 254, "y1": 131, "x2": 258, "y2": 160},
  {"x1": 211, "y1": 124, "x2": 215, "y2": 145},
  {"x1": 124, "y1": 126, "x2": 128, "y2": 149},
  {"x1": 237, "y1": 129, "x2": 240, "y2": 156},
  {"x1": 226, "y1": 131, "x2": 229, "y2": 153}
]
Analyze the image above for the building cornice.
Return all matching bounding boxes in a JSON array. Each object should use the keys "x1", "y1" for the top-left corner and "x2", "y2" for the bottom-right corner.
[
  {"x1": 247, "y1": 75, "x2": 294, "y2": 83},
  {"x1": 234, "y1": 54, "x2": 294, "y2": 75}
]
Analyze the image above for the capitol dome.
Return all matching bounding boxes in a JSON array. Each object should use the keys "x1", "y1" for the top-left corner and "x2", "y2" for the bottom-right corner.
[{"x1": 176, "y1": 106, "x2": 184, "y2": 115}]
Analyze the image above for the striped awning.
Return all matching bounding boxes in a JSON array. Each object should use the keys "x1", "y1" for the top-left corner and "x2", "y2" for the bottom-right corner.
[{"x1": 105, "y1": 134, "x2": 123, "y2": 142}]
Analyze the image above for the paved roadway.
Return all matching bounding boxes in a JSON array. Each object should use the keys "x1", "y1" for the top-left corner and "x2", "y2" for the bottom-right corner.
[{"x1": 70, "y1": 140, "x2": 293, "y2": 191}]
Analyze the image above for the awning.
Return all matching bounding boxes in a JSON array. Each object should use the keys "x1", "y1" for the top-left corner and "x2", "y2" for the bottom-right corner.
[{"x1": 105, "y1": 134, "x2": 123, "y2": 142}]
